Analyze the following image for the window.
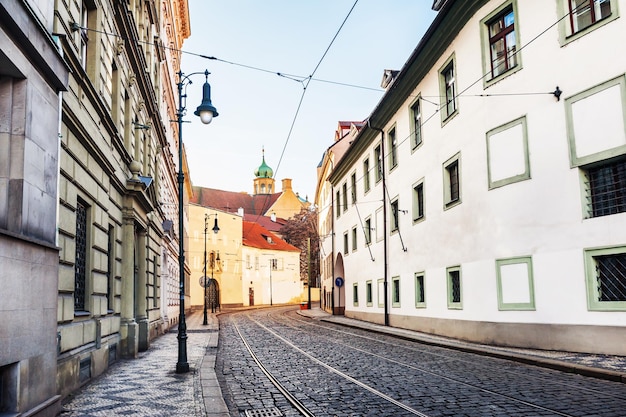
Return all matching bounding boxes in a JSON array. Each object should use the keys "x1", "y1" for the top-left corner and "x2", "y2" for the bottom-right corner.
[
  {"x1": 336, "y1": 190, "x2": 341, "y2": 218},
  {"x1": 351, "y1": 172, "x2": 357, "y2": 204},
  {"x1": 366, "y1": 280, "x2": 373, "y2": 306},
  {"x1": 487, "y1": 6, "x2": 517, "y2": 78},
  {"x1": 392, "y1": 277, "x2": 401, "y2": 307},
  {"x1": 74, "y1": 200, "x2": 88, "y2": 311},
  {"x1": 388, "y1": 127, "x2": 398, "y2": 169},
  {"x1": 364, "y1": 217, "x2": 372, "y2": 245},
  {"x1": 374, "y1": 145, "x2": 382, "y2": 183},
  {"x1": 246, "y1": 255, "x2": 251, "y2": 269},
  {"x1": 353, "y1": 283, "x2": 359, "y2": 306},
  {"x1": 107, "y1": 225, "x2": 115, "y2": 312},
  {"x1": 443, "y1": 154, "x2": 461, "y2": 209},
  {"x1": 410, "y1": 98, "x2": 422, "y2": 150},
  {"x1": 363, "y1": 158, "x2": 371, "y2": 193},
  {"x1": 351, "y1": 226, "x2": 357, "y2": 251},
  {"x1": 439, "y1": 55, "x2": 458, "y2": 122},
  {"x1": 343, "y1": 232, "x2": 349, "y2": 255},
  {"x1": 559, "y1": 0, "x2": 618, "y2": 43},
  {"x1": 570, "y1": 0, "x2": 612, "y2": 33},
  {"x1": 342, "y1": 182, "x2": 348, "y2": 212},
  {"x1": 415, "y1": 273, "x2": 426, "y2": 308},
  {"x1": 447, "y1": 266, "x2": 462, "y2": 309},
  {"x1": 585, "y1": 159, "x2": 626, "y2": 218},
  {"x1": 496, "y1": 257, "x2": 536, "y2": 310},
  {"x1": 270, "y1": 258, "x2": 278, "y2": 271},
  {"x1": 80, "y1": 2, "x2": 89, "y2": 69},
  {"x1": 255, "y1": 256, "x2": 259, "y2": 270},
  {"x1": 585, "y1": 246, "x2": 626, "y2": 310},
  {"x1": 412, "y1": 180, "x2": 425, "y2": 222},
  {"x1": 390, "y1": 198, "x2": 399, "y2": 232}
]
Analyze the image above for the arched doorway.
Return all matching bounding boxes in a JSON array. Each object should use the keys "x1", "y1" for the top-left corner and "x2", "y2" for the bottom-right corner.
[
  {"x1": 334, "y1": 253, "x2": 345, "y2": 315},
  {"x1": 207, "y1": 278, "x2": 220, "y2": 312}
]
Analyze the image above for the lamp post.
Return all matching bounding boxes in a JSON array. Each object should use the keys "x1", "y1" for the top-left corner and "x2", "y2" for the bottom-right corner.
[
  {"x1": 203, "y1": 213, "x2": 219, "y2": 325},
  {"x1": 176, "y1": 70, "x2": 218, "y2": 374}
]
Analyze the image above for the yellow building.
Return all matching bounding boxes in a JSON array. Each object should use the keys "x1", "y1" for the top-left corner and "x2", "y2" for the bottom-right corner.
[{"x1": 187, "y1": 206, "x2": 243, "y2": 309}]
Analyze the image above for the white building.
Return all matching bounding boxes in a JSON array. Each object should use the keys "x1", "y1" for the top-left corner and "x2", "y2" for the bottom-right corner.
[
  {"x1": 328, "y1": 0, "x2": 626, "y2": 355},
  {"x1": 242, "y1": 221, "x2": 303, "y2": 306}
]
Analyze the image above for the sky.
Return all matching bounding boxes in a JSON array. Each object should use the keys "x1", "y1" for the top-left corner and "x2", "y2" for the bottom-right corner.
[{"x1": 181, "y1": 1, "x2": 437, "y2": 202}]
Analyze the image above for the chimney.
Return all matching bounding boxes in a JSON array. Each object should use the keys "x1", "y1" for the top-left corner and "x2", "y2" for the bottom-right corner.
[
  {"x1": 271, "y1": 212, "x2": 276, "y2": 222},
  {"x1": 238, "y1": 207, "x2": 244, "y2": 217},
  {"x1": 281, "y1": 178, "x2": 292, "y2": 191}
]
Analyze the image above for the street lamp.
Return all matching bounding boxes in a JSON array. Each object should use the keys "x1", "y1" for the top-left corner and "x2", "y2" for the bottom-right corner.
[
  {"x1": 176, "y1": 70, "x2": 218, "y2": 374},
  {"x1": 203, "y1": 213, "x2": 219, "y2": 326}
]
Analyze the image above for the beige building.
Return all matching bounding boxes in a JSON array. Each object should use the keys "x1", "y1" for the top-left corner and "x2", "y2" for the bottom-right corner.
[
  {"x1": 51, "y1": 0, "x2": 191, "y2": 396},
  {"x1": 0, "y1": 1, "x2": 70, "y2": 415}
]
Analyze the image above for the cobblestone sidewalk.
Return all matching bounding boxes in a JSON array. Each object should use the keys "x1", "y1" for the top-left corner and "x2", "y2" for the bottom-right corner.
[{"x1": 59, "y1": 311, "x2": 220, "y2": 417}]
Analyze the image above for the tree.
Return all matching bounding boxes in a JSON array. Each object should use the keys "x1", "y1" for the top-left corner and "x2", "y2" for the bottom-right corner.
[{"x1": 280, "y1": 208, "x2": 320, "y2": 285}]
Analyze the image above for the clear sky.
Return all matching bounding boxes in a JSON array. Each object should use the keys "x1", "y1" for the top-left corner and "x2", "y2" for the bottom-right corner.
[{"x1": 181, "y1": 1, "x2": 437, "y2": 202}]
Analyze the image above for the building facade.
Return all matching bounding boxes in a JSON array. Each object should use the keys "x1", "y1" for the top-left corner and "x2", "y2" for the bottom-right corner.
[
  {"x1": 52, "y1": 0, "x2": 189, "y2": 396},
  {"x1": 0, "y1": 1, "x2": 69, "y2": 415},
  {"x1": 329, "y1": 0, "x2": 626, "y2": 355},
  {"x1": 315, "y1": 122, "x2": 363, "y2": 314}
]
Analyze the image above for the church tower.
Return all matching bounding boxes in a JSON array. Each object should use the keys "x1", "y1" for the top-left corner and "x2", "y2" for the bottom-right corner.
[{"x1": 253, "y1": 148, "x2": 275, "y2": 195}]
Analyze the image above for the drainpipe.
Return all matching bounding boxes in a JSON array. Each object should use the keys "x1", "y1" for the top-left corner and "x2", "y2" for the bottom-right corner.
[{"x1": 367, "y1": 120, "x2": 389, "y2": 327}]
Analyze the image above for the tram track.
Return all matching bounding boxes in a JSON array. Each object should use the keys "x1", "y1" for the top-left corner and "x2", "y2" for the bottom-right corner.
[
  {"x1": 276, "y1": 309, "x2": 626, "y2": 402},
  {"x1": 223, "y1": 307, "x2": 626, "y2": 417}
]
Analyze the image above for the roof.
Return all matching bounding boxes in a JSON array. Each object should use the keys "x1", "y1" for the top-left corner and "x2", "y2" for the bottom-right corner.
[
  {"x1": 242, "y1": 221, "x2": 299, "y2": 252},
  {"x1": 190, "y1": 186, "x2": 280, "y2": 216},
  {"x1": 243, "y1": 213, "x2": 287, "y2": 234}
]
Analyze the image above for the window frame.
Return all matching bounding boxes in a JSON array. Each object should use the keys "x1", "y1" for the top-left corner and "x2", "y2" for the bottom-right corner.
[
  {"x1": 583, "y1": 158, "x2": 626, "y2": 218},
  {"x1": 486, "y1": 116, "x2": 530, "y2": 189},
  {"x1": 74, "y1": 199, "x2": 89, "y2": 312},
  {"x1": 447, "y1": 266, "x2": 463, "y2": 309},
  {"x1": 364, "y1": 217, "x2": 372, "y2": 246},
  {"x1": 558, "y1": 0, "x2": 619, "y2": 44},
  {"x1": 390, "y1": 197, "x2": 400, "y2": 233},
  {"x1": 342, "y1": 182, "x2": 348, "y2": 212},
  {"x1": 366, "y1": 280, "x2": 373, "y2": 306},
  {"x1": 388, "y1": 125, "x2": 398, "y2": 171},
  {"x1": 415, "y1": 272, "x2": 426, "y2": 308},
  {"x1": 374, "y1": 144, "x2": 382, "y2": 183},
  {"x1": 336, "y1": 190, "x2": 341, "y2": 218},
  {"x1": 439, "y1": 54, "x2": 458, "y2": 124},
  {"x1": 412, "y1": 178, "x2": 425, "y2": 223},
  {"x1": 409, "y1": 96, "x2": 423, "y2": 151},
  {"x1": 392, "y1": 276, "x2": 401, "y2": 308},
  {"x1": 343, "y1": 231, "x2": 349, "y2": 255},
  {"x1": 565, "y1": 75, "x2": 626, "y2": 168},
  {"x1": 377, "y1": 278, "x2": 385, "y2": 308},
  {"x1": 363, "y1": 157, "x2": 371, "y2": 194},
  {"x1": 584, "y1": 245, "x2": 626, "y2": 311},
  {"x1": 480, "y1": 1, "x2": 522, "y2": 88},
  {"x1": 351, "y1": 171, "x2": 357, "y2": 204},
  {"x1": 496, "y1": 257, "x2": 536, "y2": 311},
  {"x1": 353, "y1": 283, "x2": 359, "y2": 306},
  {"x1": 443, "y1": 153, "x2": 462, "y2": 209},
  {"x1": 351, "y1": 226, "x2": 358, "y2": 252}
]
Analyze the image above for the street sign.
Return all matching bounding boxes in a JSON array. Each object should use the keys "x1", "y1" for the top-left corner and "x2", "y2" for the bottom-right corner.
[{"x1": 335, "y1": 277, "x2": 344, "y2": 287}]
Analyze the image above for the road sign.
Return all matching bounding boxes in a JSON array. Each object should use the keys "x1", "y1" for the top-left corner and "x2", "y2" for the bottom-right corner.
[{"x1": 335, "y1": 277, "x2": 344, "y2": 287}]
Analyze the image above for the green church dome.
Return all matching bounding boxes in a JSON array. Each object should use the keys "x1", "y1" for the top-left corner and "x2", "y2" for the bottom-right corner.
[{"x1": 254, "y1": 152, "x2": 273, "y2": 178}]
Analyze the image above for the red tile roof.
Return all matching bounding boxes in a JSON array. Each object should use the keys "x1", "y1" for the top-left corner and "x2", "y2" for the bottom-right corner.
[
  {"x1": 243, "y1": 213, "x2": 287, "y2": 234},
  {"x1": 190, "y1": 186, "x2": 280, "y2": 216},
  {"x1": 242, "y1": 221, "x2": 299, "y2": 252}
]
